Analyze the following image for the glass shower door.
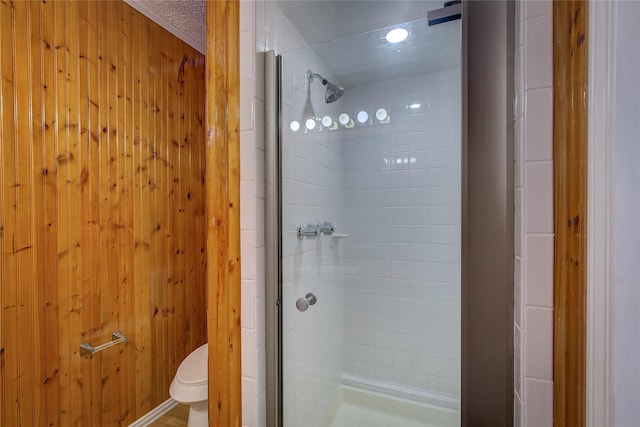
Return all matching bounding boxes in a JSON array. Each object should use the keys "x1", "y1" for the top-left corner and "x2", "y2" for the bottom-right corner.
[{"x1": 276, "y1": 14, "x2": 462, "y2": 427}]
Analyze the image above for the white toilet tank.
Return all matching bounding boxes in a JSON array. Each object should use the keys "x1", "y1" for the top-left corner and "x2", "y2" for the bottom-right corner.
[{"x1": 169, "y1": 342, "x2": 208, "y2": 403}]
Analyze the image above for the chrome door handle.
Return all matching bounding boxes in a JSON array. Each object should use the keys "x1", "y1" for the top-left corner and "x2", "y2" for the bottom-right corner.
[{"x1": 296, "y1": 293, "x2": 317, "y2": 312}]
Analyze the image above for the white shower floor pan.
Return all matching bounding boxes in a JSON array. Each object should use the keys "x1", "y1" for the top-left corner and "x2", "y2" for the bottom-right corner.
[{"x1": 318, "y1": 386, "x2": 460, "y2": 427}]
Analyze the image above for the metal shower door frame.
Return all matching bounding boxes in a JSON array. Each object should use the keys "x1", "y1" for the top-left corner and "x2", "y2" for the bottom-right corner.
[{"x1": 264, "y1": 50, "x2": 283, "y2": 427}]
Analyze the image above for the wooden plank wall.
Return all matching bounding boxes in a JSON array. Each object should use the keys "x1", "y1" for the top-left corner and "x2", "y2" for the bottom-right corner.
[
  {"x1": 553, "y1": 1, "x2": 588, "y2": 426},
  {"x1": 206, "y1": 0, "x2": 241, "y2": 425},
  {"x1": 0, "y1": 1, "x2": 207, "y2": 425}
]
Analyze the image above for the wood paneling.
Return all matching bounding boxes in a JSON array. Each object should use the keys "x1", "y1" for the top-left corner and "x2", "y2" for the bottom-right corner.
[
  {"x1": 206, "y1": 0, "x2": 241, "y2": 425},
  {"x1": 0, "y1": 1, "x2": 207, "y2": 425},
  {"x1": 553, "y1": 2, "x2": 588, "y2": 426}
]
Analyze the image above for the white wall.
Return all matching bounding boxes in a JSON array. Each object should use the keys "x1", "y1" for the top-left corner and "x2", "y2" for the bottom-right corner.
[
  {"x1": 613, "y1": 1, "x2": 640, "y2": 424},
  {"x1": 340, "y1": 70, "x2": 461, "y2": 407},
  {"x1": 513, "y1": 1, "x2": 554, "y2": 426},
  {"x1": 240, "y1": 2, "x2": 267, "y2": 426}
]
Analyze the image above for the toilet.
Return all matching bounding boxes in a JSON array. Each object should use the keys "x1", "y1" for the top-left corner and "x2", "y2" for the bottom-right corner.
[{"x1": 169, "y1": 342, "x2": 208, "y2": 427}]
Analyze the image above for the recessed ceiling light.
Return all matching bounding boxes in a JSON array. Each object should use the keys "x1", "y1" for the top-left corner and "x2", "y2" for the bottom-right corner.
[
  {"x1": 386, "y1": 28, "x2": 408, "y2": 44},
  {"x1": 409, "y1": 103, "x2": 422, "y2": 109}
]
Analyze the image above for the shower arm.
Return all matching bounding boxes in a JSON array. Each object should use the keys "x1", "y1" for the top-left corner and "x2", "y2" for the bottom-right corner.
[
  {"x1": 308, "y1": 70, "x2": 328, "y2": 86},
  {"x1": 307, "y1": 69, "x2": 344, "y2": 104}
]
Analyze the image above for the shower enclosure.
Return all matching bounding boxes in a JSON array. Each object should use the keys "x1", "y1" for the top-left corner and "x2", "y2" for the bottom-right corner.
[{"x1": 266, "y1": 2, "x2": 463, "y2": 426}]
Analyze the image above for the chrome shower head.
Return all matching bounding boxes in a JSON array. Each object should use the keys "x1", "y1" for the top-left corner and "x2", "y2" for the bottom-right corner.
[
  {"x1": 323, "y1": 81, "x2": 344, "y2": 103},
  {"x1": 308, "y1": 70, "x2": 344, "y2": 103}
]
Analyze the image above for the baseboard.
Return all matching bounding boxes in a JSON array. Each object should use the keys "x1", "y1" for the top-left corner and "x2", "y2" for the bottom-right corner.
[{"x1": 129, "y1": 398, "x2": 179, "y2": 427}]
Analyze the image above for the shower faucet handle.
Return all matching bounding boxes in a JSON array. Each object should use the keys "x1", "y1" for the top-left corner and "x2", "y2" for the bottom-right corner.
[
  {"x1": 297, "y1": 223, "x2": 320, "y2": 240},
  {"x1": 318, "y1": 222, "x2": 335, "y2": 235}
]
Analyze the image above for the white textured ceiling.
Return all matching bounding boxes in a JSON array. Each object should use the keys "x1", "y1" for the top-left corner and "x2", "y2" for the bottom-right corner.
[
  {"x1": 277, "y1": 0, "x2": 445, "y2": 47},
  {"x1": 277, "y1": 1, "x2": 460, "y2": 88},
  {"x1": 125, "y1": 0, "x2": 206, "y2": 53}
]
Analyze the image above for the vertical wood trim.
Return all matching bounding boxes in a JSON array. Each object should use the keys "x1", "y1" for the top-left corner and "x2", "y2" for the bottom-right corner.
[
  {"x1": 0, "y1": 2, "x2": 4, "y2": 419},
  {"x1": 124, "y1": 6, "x2": 136, "y2": 421},
  {"x1": 168, "y1": 22, "x2": 178, "y2": 399},
  {"x1": 553, "y1": 2, "x2": 588, "y2": 426},
  {"x1": 65, "y1": 2, "x2": 83, "y2": 423},
  {"x1": 132, "y1": 6, "x2": 153, "y2": 417},
  {"x1": 28, "y1": 2, "x2": 45, "y2": 424},
  {"x1": 227, "y1": 2, "x2": 242, "y2": 422},
  {"x1": 195, "y1": 49, "x2": 207, "y2": 352},
  {"x1": 97, "y1": 3, "x2": 111, "y2": 423},
  {"x1": 105, "y1": 2, "x2": 120, "y2": 421},
  {"x1": 14, "y1": 2, "x2": 35, "y2": 425},
  {"x1": 86, "y1": 2, "x2": 102, "y2": 418},
  {"x1": 53, "y1": 2, "x2": 70, "y2": 423},
  {"x1": 41, "y1": 2, "x2": 61, "y2": 423},
  {"x1": 76, "y1": 1, "x2": 93, "y2": 424},
  {"x1": 0, "y1": 1, "x2": 18, "y2": 425},
  {"x1": 206, "y1": 0, "x2": 241, "y2": 425},
  {"x1": 148, "y1": 19, "x2": 161, "y2": 408}
]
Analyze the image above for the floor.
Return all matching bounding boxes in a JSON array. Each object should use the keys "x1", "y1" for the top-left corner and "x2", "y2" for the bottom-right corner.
[{"x1": 148, "y1": 404, "x2": 188, "y2": 427}]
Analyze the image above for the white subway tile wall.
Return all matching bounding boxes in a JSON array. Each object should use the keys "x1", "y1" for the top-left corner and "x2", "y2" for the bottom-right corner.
[
  {"x1": 240, "y1": 2, "x2": 266, "y2": 426},
  {"x1": 340, "y1": 69, "x2": 461, "y2": 404},
  {"x1": 280, "y1": 42, "x2": 346, "y2": 426},
  {"x1": 524, "y1": 89, "x2": 553, "y2": 162},
  {"x1": 514, "y1": 1, "x2": 554, "y2": 426}
]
